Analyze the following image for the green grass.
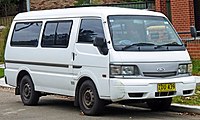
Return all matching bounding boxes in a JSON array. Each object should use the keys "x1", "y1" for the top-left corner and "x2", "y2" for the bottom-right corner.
[
  {"x1": 192, "y1": 60, "x2": 200, "y2": 75},
  {"x1": 173, "y1": 86, "x2": 200, "y2": 106},
  {"x1": 0, "y1": 68, "x2": 4, "y2": 78}
]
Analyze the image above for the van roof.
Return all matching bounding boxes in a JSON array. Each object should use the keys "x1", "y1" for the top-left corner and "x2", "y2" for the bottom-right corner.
[{"x1": 14, "y1": 7, "x2": 166, "y2": 21}]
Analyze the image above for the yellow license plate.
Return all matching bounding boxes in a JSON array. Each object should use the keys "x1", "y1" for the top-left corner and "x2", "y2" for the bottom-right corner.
[{"x1": 157, "y1": 83, "x2": 176, "y2": 92}]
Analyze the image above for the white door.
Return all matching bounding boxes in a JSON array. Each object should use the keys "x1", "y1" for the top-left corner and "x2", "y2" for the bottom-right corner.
[
  {"x1": 72, "y1": 18, "x2": 110, "y2": 97},
  {"x1": 33, "y1": 19, "x2": 76, "y2": 95}
]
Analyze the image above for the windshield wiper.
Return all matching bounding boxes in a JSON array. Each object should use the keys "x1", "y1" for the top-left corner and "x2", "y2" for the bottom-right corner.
[
  {"x1": 154, "y1": 42, "x2": 183, "y2": 49},
  {"x1": 122, "y1": 43, "x2": 155, "y2": 50}
]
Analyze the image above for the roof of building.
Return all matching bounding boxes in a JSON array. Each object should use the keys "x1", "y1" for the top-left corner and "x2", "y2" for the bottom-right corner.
[{"x1": 14, "y1": 7, "x2": 166, "y2": 21}]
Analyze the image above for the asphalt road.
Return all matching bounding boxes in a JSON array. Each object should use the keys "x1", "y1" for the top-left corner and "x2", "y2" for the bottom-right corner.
[{"x1": 0, "y1": 87, "x2": 200, "y2": 120}]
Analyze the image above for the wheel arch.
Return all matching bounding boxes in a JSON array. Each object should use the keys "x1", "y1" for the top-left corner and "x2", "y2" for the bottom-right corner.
[
  {"x1": 15, "y1": 70, "x2": 31, "y2": 95},
  {"x1": 74, "y1": 76, "x2": 97, "y2": 107}
]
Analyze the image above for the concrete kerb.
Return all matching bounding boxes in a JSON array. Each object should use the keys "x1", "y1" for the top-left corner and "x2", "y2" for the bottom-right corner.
[
  {"x1": 0, "y1": 64, "x2": 4, "y2": 69},
  {"x1": 171, "y1": 104, "x2": 200, "y2": 114}
]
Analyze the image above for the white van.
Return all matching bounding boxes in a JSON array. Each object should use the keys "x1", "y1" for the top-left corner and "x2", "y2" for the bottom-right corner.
[{"x1": 5, "y1": 7, "x2": 196, "y2": 115}]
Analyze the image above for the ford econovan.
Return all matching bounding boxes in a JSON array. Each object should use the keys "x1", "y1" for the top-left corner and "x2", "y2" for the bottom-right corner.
[{"x1": 5, "y1": 7, "x2": 196, "y2": 115}]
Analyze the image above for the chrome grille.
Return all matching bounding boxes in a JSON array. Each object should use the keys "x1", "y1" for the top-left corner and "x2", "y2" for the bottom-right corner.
[{"x1": 143, "y1": 71, "x2": 177, "y2": 77}]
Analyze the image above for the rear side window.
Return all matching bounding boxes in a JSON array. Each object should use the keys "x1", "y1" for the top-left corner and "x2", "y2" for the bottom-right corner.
[
  {"x1": 78, "y1": 19, "x2": 105, "y2": 43},
  {"x1": 11, "y1": 22, "x2": 42, "y2": 47},
  {"x1": 41, "y1": 21, "x2": 72, "y2": 48}
]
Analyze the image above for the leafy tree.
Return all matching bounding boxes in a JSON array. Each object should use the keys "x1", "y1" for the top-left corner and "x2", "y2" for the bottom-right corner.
[
  {"x1": 0, "y1": 0, "x2": 10, "y2": 16},
  {"x1": 0, "y1": 0, "x2": 19, "y2": 16},
  {"x1": 0, "y1": 26, "x2": 9, "y2": 62},
  {"x1": 18, "y1": 0, "x2": 26, "y2": 12},
  {"x1": 0, "y1": 0, "x2": 26, "y2": 16}
]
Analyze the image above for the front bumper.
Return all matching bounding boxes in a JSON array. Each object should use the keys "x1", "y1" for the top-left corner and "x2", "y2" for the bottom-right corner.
[{"x1": 110, "y1": 76, "x2": 196, "y2": 102}]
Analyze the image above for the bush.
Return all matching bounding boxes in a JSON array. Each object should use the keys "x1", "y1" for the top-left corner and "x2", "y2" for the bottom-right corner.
[
  {"x1": 0, "y1": 27, "x2": 10, "y2": 63},
  {"x1": 0, "y1": 68, "x2": 4, "y2": 78},
  {"x1": 192, "y1": 60, "x2": 200, "y2": 75}
]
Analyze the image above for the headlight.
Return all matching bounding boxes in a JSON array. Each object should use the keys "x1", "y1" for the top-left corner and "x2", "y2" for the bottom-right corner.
[
  {"x1": 122, "y1": 66, "x2": 135, "y2": 75},
  {"x1": 110, "y1": 65, "x2": 139, "y2": 76},
  {"x1": 178, "y1": 64, "x2": 192, "y2": 74}
]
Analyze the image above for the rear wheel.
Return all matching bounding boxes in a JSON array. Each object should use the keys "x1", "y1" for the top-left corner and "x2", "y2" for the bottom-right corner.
[
  {"x1": 79, "y1": 80, "x2": 105, "y2": 116},
  {"x1": 147, "y1": 98, "x2": 172, "y2": 111},
  {"x1": 20, "y1": 75, "x2": 40, "y2": 105}
]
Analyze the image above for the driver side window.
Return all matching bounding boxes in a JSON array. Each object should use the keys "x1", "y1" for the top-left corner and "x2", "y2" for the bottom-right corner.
[{"x1": 78, "y1": 19, "x2": 105, "y2": 43}]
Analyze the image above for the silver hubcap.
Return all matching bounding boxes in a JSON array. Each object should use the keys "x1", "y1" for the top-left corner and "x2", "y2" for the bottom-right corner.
[
  {"x1": 23, "y1": 83, "x2": 31, "y2": 100},
  {"x1": 82, "y1": 89, "x2": 94, "y2": 109}
]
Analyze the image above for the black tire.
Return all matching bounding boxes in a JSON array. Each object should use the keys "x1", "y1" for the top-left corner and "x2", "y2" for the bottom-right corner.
[
  {"x1": 20, "y1": 75, "x2": 40, "y2": 105},
  {"x1": 147, "y1": 98, "x2": 172, "y2": 111},
  {"x1": 79, "y1": 80, "x2": 105, "y2": 116}
]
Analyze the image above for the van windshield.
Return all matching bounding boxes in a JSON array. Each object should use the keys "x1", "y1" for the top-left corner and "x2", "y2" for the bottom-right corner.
[{"x1": 108, "y1": 15, "x2": 185, "y2": 51}]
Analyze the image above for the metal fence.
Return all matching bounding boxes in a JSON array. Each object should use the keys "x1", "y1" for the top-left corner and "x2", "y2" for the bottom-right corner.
[
  {"x1": 0, "y1": 16, "x2": 14, "y2": 26},
  {"x1": 70, "y1": 1, "x2": 155, "y2": 10},
  {"x1": 105, "y1": 2, "x2": 155, "y2": 10}
]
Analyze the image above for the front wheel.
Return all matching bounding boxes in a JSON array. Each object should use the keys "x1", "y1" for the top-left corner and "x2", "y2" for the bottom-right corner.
[
  {"x1": 20, "y1": 75, "x2": 40, "y2": 105},
  {"x1": 79, "y1": 80, "x2": 105, "y2": 116},
  {"x1": 147, "y1": 98, "x2": 172, "y2": 111}
]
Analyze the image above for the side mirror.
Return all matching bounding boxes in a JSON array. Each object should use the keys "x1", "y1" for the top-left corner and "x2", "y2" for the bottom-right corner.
[
  {"x1": 190, "y1": 26, "x2": 197, "y2": 39},
  {"x1": 93, "y1": 37, "x2": 108, "y2": 55},
  {"x1": 93, "y1": 37, "x2": 105, "y2": 47}
]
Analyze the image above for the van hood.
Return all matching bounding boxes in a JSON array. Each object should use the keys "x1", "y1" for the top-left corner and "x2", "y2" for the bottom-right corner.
[{"x1": 109, "y1": 50, "x2": 191, "y2": 63}]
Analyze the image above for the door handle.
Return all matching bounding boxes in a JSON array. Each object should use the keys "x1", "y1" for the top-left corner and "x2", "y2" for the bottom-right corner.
[{"x1": 72, "y1": 52, "x2": 77, "y2": 61}]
